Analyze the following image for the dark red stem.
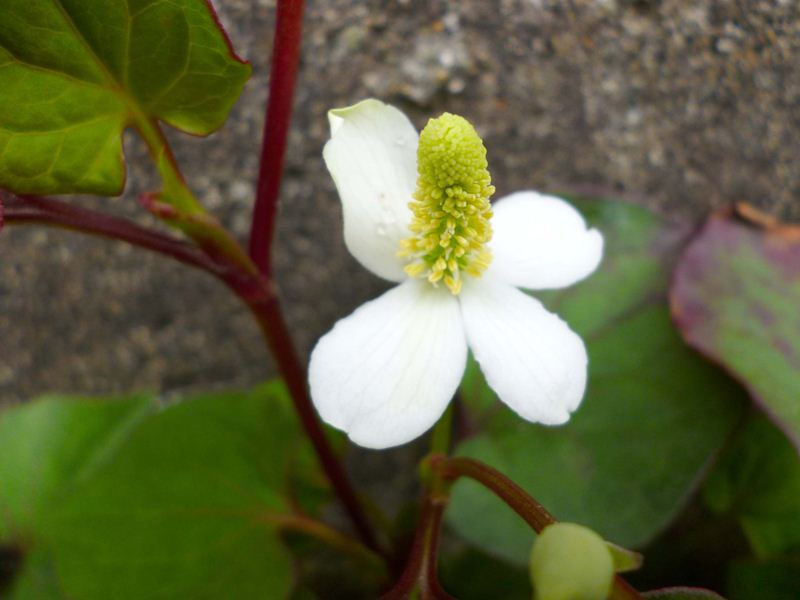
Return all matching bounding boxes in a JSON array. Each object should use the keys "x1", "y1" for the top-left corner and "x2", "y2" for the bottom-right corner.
[
  {"x1": 226, "y1": 273, "x2": 382, "y2": 555},
  {"x1": 431, "y1": 455, "x2": 556, "y2": 533},
  {"x1": 240, "y1": 4, "x2": 381, "y2": 551},
  {"x1": 244, "y1": 0, "x2": 383, "y2": 554},
  {"x1": 380, "y1": 496, "x2": 453, "y2": 600},
  {"x1": 1, "y1": 194, "x2": 221, "y2": 274},
  {"x1": 248, "y1": 0, "x2": 305, "y2": 274}
]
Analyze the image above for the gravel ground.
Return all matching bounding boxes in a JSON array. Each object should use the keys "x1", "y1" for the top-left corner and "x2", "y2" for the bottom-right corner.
[{"x1": 1, "y1": 0, "x2": 799, "y2": 407}]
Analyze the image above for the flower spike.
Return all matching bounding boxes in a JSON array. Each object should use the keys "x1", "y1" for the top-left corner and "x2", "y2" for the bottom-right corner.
[{"x1": 399, "y1": 113, "x2": 495, "y2": 294}]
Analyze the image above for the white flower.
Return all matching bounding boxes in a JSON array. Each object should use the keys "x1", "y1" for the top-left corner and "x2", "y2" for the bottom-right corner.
[{"x1": 309, "y1": 99, "x2": 603, "y2": 449}]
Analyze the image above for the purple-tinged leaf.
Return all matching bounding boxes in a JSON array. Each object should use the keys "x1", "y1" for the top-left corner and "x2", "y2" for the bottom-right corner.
[{"x1": 671, "y1": 205, "x2": 800, "y2": 450}]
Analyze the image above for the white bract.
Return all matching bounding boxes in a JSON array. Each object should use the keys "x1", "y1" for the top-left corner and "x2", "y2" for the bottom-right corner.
[{"x1": 309, "y1": 99, "x2": 603, "y2": 449}]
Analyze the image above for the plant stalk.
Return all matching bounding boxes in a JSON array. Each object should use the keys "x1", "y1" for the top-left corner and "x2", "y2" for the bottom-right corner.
[
  {"x1": 1, "y1": 193, "x2": 219, "y2": 273},
  {"x1": 380, "y1": 497, "x2": 453, "y2": 600},
  {"x1": 274, "y1": 513, "x2": 384, "y2": 570},
  {"x1": 429, "y1": 404, "x2": 454, "y2": 456},
  {"x1": 248, "y1": 0, "x2": 305, "y2": 274},
  {"x1": 229, "y1": 275, "x2": 383, "y2": 555},
  {"x1": 431, "y1": 455, "x2": 556, "y2": 533},
  {"x1": 380, "y1": 405, "x2": 461, "y2": 598}
]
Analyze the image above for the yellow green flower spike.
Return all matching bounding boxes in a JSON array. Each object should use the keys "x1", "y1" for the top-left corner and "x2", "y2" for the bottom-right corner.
[{"x1": 399, "y1": 113, "x2": 495, "y2": 294}]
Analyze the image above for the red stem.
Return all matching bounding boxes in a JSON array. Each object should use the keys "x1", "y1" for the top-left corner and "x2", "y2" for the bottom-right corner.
[
  {"x1": 240, "y1": 4, "x2": 383, "y2": 551},
  {"x1": 248, "y1": 0, "x2": 305, "y2": 275},
  {"x1": 431, "y1": 455, "x2": 555, "y2": 533},
  {"x1": 380, "y1": 497, "x2": 453, "y2": 600},
  {"x1": 1, "y1": 194, "x2": 220, "y2": 274},
  {"x1": 244, "y1": 0, "x2": 383, "y2": 554},
  {"x1": 227, "y1": 274, "x2": 382, "y2": 555}
]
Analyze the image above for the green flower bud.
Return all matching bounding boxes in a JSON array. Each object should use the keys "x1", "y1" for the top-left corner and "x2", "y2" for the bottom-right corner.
[{"x1": 529, "y1": 523, "x2": 614, "y2": 600}]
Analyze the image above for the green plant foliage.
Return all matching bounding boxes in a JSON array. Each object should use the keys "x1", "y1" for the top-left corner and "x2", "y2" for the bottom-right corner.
[
  {"x1": 727, "y1": 559, "x2": 800, "y2": 600},
  {"x1": 704, "y1": 415, "x2": 800, "y2": 558},
  {"x1": 0, "y1": 394, "x2": 153, "y2": 599},
  {"x1": 0, "y1": 384, "x2": 306, "y2": 599},
  {"x1": 449, "y1": 198, "x2": 746, "y2": 565},
  {"x1": 0, "y1": 0, "x2": 251, "y2": 195},
  {"x1": 0, "y1": 394, "x2": 153, "y2": 536},
  {"x1": 290, "y1": 425, "x2": 345, "y2": 517},
  {"x1": 440, "y1": 546, "x2": 531, "y2": 600},
  {"x1": 671, "y1": 210, "x2": 800, "y2": 450}
]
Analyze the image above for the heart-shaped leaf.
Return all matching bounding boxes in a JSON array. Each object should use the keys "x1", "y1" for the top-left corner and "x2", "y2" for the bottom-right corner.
[
  {"x1": 0, "y1": 383, "x2": 303, "y2": 599},
  {"x1": 0, "y1": 0, "x2": 251, "y2": 195}
]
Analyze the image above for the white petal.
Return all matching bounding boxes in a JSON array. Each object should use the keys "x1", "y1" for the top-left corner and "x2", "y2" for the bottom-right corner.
[
  {"x1": 488, "y1": 191, "x2": 603, "y2": 290},
  {"x1": 323, "y1": 99, "x2": 419, "y2": 282},
  {"x1": 309, "y1": 280, "x2": 467, "y2": 449},
  {"x1": 459, "y1": 278, "x2": 588, "y2": 425}
]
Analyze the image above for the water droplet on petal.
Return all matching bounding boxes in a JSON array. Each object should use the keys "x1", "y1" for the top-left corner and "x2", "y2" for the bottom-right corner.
[{"x1": 381, "y1": 210, "x2": 397, "y2": 225}]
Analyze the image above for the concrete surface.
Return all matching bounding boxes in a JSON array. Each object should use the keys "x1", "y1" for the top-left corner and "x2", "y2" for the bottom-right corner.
[{"x1": 1, "y1": 0, "x2": 798, "y2": 405}]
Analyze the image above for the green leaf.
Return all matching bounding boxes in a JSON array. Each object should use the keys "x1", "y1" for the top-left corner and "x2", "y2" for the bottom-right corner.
[
  {"x1": 0, "y1": 0, "x2": 251, "y2": 195},
  {"x1": 448, "y1": 198, "x2": 746, "y2": 565},
  {"x1": 45, "y1": 384, "x2": 296, "y2": 599},
  {"x1": 704, "y1": 415, "x2": 800, "y2": 558},
  {"x1": 727, "y1": 558, "x2": 800, "y2": 600},
  {"x1": 0, "y1": 383, "x2": 304, "y2": 599},
  {"x1": 0, "y1": 394, "x2": 153, "y2": 536},
  {"x1": 440, "y1": 546, "x2": 531, "y2": 600},
  {"x1": 0, "y1": 394, "x2": 153, "y2": 599},
  {"x1": 671, "y1": 208, "x2": 800, "y2": 450}
]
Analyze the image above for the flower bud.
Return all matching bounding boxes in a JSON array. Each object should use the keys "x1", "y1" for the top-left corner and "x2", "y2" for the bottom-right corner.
[{"x1": 529, "y1": 522, "x2": 614, "y2": 600}]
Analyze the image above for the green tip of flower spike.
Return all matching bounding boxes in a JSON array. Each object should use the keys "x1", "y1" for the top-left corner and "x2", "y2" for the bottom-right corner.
[{"x1": 399, "y1": 113, "x2": 495, "y2": 295}]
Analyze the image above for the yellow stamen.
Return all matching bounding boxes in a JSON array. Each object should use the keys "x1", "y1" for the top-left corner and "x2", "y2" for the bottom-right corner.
[{"x1": 398, "y1": 113, "x2": 495, "y2": 294}]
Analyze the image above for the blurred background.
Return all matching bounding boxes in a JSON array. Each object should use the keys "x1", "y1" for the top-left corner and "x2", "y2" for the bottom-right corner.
[{"x1": 1, "y1": 0, "x2": 798, "y2": 406}]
